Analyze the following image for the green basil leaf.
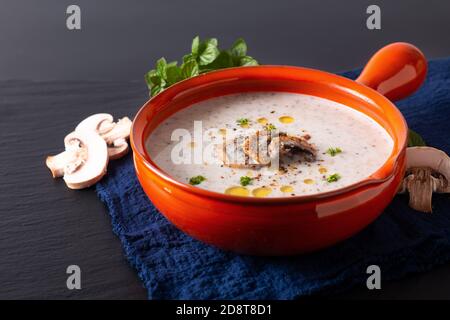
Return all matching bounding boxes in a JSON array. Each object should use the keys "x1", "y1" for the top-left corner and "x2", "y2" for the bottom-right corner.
[
  {"x1": 156, "y1": 57, "x2": 167, "y2": 78},
  {"x1": 144, "y1": 69, "x2": 159, "y2": 87},
  {"x1": 166, "y1": 61, "x2": 177, "y2": 67},
  {"x1": 181, "y1": 59, "x2": 199, "y2": 78},
  {"x1": 166, "y1": 64, "x2": 182, "y2": 85},
  {"x1": 198, "y1": 41, "x2": 220, "y2": 65},
  {"x1": 183, "y1": 53, "x2": 195, "y2": 63},
  {"x1": 408, "y1": 129, "x2": 426, "y2": 147},
  {"x1": 150, "y1": 83, "x2": 164, "y2": 97},
  {"x1": 203, "y1": 38, "x2": 218, "y2": 48},
  {"x1": 144, "y1": 75, "x2": 152, "y2": 91},
  {"x1": 145, "y1": 36, "x2": 259, "y2": 97},
  {"x1": 202, "y1": 50, "x2": 234, "y2": 71},
  {"x1": 191, "y1": 36, "x2": 200, "y2": 55},
  {"x1": 197, "y1": 38, "x2": 215, "y2": 56},
  {"x1": 231, "y1": 38, "x2": 247, "y2": 57},
  {"x1": 238, "y1": 56, "x2": 259, "y2": 66}
]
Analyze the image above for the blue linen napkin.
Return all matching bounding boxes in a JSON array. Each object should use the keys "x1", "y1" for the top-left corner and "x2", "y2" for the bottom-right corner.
[{"x1": 96, "y1": 58, "x2": 450, "y2": 299}]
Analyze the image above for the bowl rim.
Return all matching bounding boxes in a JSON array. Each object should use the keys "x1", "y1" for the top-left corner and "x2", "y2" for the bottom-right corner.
[{"x1": 130, "y1": 65, "x2": 408, "y2": 204}]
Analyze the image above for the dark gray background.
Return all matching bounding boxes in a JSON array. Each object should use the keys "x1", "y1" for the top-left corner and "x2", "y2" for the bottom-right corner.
[
  {"x1": 1, "y1": 0, "x2": 450, "y2": 81},
  {"x1": 1, "y1": 0, "x2": 450, "y2": 300}
]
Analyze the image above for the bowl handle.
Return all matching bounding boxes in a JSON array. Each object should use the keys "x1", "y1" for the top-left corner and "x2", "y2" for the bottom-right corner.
[{"x1": 355, "y1": 42, "x2": 427, "y2": 101}]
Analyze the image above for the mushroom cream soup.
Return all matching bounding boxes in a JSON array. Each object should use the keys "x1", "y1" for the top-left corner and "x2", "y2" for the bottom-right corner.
[{"x1": 146, "y1": 92, "x2": 393, "y2": 197}]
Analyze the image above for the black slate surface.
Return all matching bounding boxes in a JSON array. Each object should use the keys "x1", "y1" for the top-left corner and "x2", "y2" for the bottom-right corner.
[
  {"x1": 0, "y1": 80, "x2": 148, "y2": 299},
  {"x1": 2, "y1": 80, "x2": 450, "y2": 299}
]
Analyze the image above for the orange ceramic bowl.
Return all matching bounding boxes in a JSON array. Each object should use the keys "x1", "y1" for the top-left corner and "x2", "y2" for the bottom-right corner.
[{"x1": 131, "y1": 43, "x2": 427, "y2": 255}]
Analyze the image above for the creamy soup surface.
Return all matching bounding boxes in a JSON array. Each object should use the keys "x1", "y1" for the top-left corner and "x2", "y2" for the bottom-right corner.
[{"x1": 147, "y1": 92, "x2": 393, "y2": 197}]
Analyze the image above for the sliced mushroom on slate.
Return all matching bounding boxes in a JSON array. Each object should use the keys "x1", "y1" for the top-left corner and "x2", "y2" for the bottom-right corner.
[
  {"x1": 46, "y1": 130, "x2": 108, "y2": 189},
  {"x1": 75, "y1": 113, "x2": 132, "y2": 160}
]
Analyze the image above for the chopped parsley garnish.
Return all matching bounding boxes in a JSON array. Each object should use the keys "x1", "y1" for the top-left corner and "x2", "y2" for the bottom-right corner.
[
  {"x1": 326, "y1": 173, "x2": 341, "y2": 183},
  {"x1": 236, "y1": 118, "x2": 250, "y2": 126},
  {"x1": 240, "y1": 176, "x2": 253, "y2": 186},
  {"x1": 265, "y1": 123, "x2": 277, "y2": 131},
  {"x1": 189, "y1": 175, "x2": 206, "y2": 185},
  {"x1": 326, "y1": 147, "x2": 342, "y2": 157}
]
